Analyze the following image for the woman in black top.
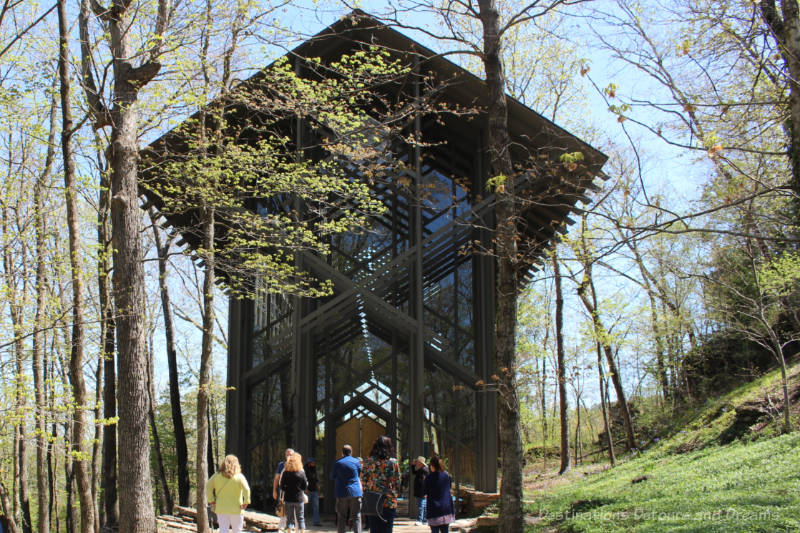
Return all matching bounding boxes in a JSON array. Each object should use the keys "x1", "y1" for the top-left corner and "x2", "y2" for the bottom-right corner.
[{"x1": 280, "y1": 452, "x2": 308, "y2": 531}]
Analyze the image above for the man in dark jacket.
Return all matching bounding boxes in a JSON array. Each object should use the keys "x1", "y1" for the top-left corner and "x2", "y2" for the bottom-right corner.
[
  {"x1": 304, "y1": 457, "x2": 321, "y2": 526},
  {"x1": 413, "y1": 456, "x2": 429, "y2": 525}
]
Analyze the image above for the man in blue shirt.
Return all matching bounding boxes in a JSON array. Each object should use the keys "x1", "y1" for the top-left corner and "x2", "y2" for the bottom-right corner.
[{"x1": 331, "y1": 444, "x2": 362, "y2": 533}]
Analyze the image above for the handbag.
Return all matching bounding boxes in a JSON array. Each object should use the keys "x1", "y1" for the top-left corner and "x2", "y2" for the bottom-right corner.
[
  {"x1": 301, "y1": 491, "x2": 309, "y2": 504},
  {"x1": 206, "y1": 505, "x2": 217, "y2": 528},
  {"x1": 276, "y1": 470, "x2": 286, "y2": 518},
  {"x1": 275, "y1": 493, "x2": 285, "y2": 517},
  {"x1": 362, "y1": 490, "x2": 387, "y2": 519},
  {"x1": 362, "y1": 458, "x2": 399, "y2": 522}
]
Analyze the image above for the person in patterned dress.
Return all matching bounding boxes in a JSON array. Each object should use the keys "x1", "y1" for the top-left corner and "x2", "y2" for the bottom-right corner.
[{"x1": 360, "y1": 436, "x2": 401, "y2": 533}]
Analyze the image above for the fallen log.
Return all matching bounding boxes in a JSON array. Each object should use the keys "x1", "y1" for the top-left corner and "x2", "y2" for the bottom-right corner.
[
  {"x1": 157, "y1": 516, "x2": 199, "y2": 532},
  {"x1": 173, "y1": 505, "x2": 281, "y2": 531},
  {"x1": 456, "y1": 488, "x2": 501, "y2": 514},
  {"x1": 476, "y1": 516, "x2": 498, "y2": 528}
]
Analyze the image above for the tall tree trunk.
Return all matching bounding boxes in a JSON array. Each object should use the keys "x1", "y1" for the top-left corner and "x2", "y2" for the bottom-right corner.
[
  {"x1": 573, "y1": 394, "x2": 582, "y2": 466},
  {"x1": 107, "y1": 1, "x2": 161, "y2": 527},
  {"x1": 0, "y1": 481, "x2": 20, "y2": 533},
  {"x1": 760, "y1": 0, "x2": 800, "y2": 213},
  {"x1": 81, "y1": 0, "x2": 170, "y2": 529},
  {"x1": 98, "y1": 161, "x2": 118, "y2": 528},
  {"x1": 64, "y1": 442, "x2": 76, "y2": 533},
  {"x1": 646, "y1": 293, "x2": 670, "y2": 403},
  {"x1": 477, "y1": 3, "x2": 523, "y2": 530},
  {"x1": 764, "y1": 323, "x2": 792, "y2": 430},
  {"x1": 33, "y1": 83, "x2": 58, "y2": 533},
  {"x1": 196, "y1": 207, "x2": 216, "y2": 533},
  {"x1": 576, "y1": 257, "x2": 636, "y2": 451},
  {"x1": 207, "y1": 406, "x2": 215, "y2": 475},
  {"x1": 539, "y1": 355, "x2": 547, "y2": 462},
  {"x1": 625, "y1": 238, "x2": 677, "y2": 402},
  {"x1": 57, "y1": 2, "x2": 96, "y2": 530},
  {"x1": 553, "y1": 252, "x2": 570, "y2": 475},
  {"x1": 149, "y1": 213, "x2": 190, "y2": 506},
  {"x1": 59, "y1": 335, "x2": 77, "y2": 533},
  {"x1": 92, "y1": 352, "x2": 103, "y2": 533},
  {"x1": 148, "y1": 335, "x2": 174, "y2": 514},
  {"x1": 78, "y1": 0, "x2": 119, "y2": 518},
  {"x1": 3, "y1": 179, "x2": 32, "y2": 533},
  {"x1": 597, "y1": 341, "x2": 616, "y2": 467},
  {"x1": 47, "y1": 351, "x2": 58, "y2": 532},
  {"x1": 579, "y1": 398, "x2": 596, "y2": 460}
]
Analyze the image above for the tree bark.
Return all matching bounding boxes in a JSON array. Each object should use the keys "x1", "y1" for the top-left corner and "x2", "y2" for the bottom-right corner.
[
  {"x1": 760, "y1": 0, "x2": 800, "y2": 211},
  {"x1": 57, "y1": 2, "x2": 97, "y2": 530},
  {"x1": 539, "y1": 355, "x2": 547, "y2": 460},
  {"x1": 92, "y1": 345, "x2": 103, "y2": 533},
  {"x1": 577, "y1": 272, "x2": 636, "y2": 451},
  {"x1": 81, "y1": 8, "x2": 119, "y2": 522},
  {"x1": 33, "y1": 82, "x2": 57, "y2": 533},
  {"x1": 630, "y1": 246, "x2": 671, "y2": 402},
  {"x1": 149, "y1": 213, "x2": 191, "y2": 506},
  {"x1": 573, "y1": 393, "x2": 582, "y2": 466},
  {"x1": 148, "y1": 334, "x2": 174, "y2": 514},
  {"x1": 765, "y1": 321, "x2": 792, "y2": 430},
  {"x1": 64, "y1": 446, "x2": 76, "y2": 533},
  {"x1": 597, "y1": 341, "x2": 616, "y2": 467},
  {"x1": 477, "y1": 1, "x2": 523, "y2": 531},
  {"x1": 624, "y1": 236, "x2": 686, "y2": 402},
  {"x1": 47, "y1": 353, "x2": 58, "y2": 532},
  {"x1": 3, "y1": 162, "x2": 32, "y2": 533},
  {"x1": 196, "y1": 206, "x2": 216, "y2": 533},
  {"x1": 553, "y1": 252, "x2": 570, "y2": 475},
  {"x1": 59, "y1": 336, "x2": 77, "y2": 533},
  {"x1": 0, "y1": 481, "x2": 20, "y2": 533},
  {"x1": 98, "y1": 161, "x2": 118, "y2": 528},
  {"x1": 106, "y1": 0, "x2": 160, "y2": 528},
  {"x1": 207, "y1": 406, "x2": 215, "y2": 475}
]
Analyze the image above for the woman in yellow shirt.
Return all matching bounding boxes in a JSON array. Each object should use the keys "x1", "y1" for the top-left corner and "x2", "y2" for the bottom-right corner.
[{"x1": 207, "y1": 455, "x2": 251, "y2": 532}]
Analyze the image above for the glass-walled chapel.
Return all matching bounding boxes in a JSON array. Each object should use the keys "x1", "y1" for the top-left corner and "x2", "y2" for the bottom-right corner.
[{"x1": 144, "y1": 10, "x2": 606, "y2": 514}]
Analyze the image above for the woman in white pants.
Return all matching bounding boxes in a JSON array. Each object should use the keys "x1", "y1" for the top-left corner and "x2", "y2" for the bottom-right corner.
[{"x1": 207, "y1": 455, "x2": 251, "y2": 532}]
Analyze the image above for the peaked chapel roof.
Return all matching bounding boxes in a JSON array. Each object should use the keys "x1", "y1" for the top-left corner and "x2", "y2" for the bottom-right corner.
[{"x1": 141, "y1": 10, "x2": 608, "y2": 279}]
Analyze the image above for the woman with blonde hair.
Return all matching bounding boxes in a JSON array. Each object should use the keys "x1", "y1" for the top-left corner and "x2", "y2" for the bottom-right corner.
[
  {"x1": 207, "y1": 455, "x2": 251, "y2": 532},
  {"x1": 279, "y1": 452, "x2": 308, "y2": 532}
]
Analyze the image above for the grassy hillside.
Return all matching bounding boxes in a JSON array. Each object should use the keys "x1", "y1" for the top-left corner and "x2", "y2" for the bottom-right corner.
[{"x1": 524, "y1": 359, "x2": 800, "y2": 532}]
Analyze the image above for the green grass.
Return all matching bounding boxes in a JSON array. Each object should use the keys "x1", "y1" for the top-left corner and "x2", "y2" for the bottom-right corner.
[
  {"x1": 652, "y1": 363, "x2": 798, "y2": 456},
  {"x1": 526, "y1": 433, "x2": 800, "y2": 532},
  {"x1": 524, "y1": 360, "x2": 800, "y2": 532}
]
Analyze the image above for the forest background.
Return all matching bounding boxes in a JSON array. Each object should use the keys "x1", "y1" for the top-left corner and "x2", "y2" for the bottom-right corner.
[{"x1": 0, "y1": 0, "x2": 798, "y2": 532}]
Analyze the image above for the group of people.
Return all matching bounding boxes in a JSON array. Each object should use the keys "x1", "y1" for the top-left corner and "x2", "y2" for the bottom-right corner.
[
  {"x1": 332, "y1": 435, "x2": 455, "y2": 533},
  {"x1": 410, "y1": 455, "x2": 456, "y2": 533},
  {"x1": 272, "y1": 448, "x2": 321, "y2": 532},
  {"x1": 206, "y1": 449, "x2": 320, "y2": 533},
  {"x1": 205, "y1": 436, "x2": 455, "y2": 533}
]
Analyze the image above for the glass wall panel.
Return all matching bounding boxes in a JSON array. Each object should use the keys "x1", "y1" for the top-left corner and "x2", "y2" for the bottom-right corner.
[
  {"x1": 250, "y1": 291, "x2": 293, "y2": 369},
  {"x1": 423, "y1": 258, "x2": 475, "y2": 372},
  {"x1": 423, "y1": 370, "x2": 477, "y2": 488},
  {"x1": 246, "y1": 375, "x2": 287, "y2": 510},
  {"x1": 421, "y1": 168, "x2": 470, "y2": 234}
]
